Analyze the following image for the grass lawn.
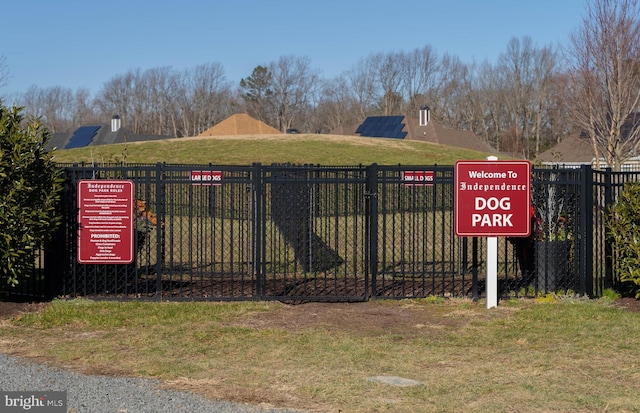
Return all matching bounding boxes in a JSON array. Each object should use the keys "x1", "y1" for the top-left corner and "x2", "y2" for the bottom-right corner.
[{"x1": 1, "y1": 296, "x2": 638, "y2": 412}]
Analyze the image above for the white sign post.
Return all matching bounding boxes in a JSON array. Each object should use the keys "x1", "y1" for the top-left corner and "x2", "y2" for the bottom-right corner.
[{"x1": 485, "y1": 156, "x2": 499, "y2": 309}]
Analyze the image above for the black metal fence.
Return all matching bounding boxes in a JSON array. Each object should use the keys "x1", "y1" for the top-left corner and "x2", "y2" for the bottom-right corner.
[{"x1": 3, "y1": 163, "x2": 637, "y2": 302}]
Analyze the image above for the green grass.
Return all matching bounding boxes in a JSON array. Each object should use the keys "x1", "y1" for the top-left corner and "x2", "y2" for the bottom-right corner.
[
  {"x1": 51, "y1": 133, "x2": 498, "y2": 165},
  {"x1": 3, "y1": 298, "x2": 639, "y2": 412}
]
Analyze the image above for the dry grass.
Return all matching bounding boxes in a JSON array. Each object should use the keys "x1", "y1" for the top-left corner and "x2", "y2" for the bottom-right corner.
[{"x1": 1, "y1": 298, "x2": 639, "y2": 412}]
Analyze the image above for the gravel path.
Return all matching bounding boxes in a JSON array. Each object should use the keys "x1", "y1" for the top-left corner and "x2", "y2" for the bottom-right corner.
[{"x1": 0, "y1": 353, "x2": 305, "y2": 413}]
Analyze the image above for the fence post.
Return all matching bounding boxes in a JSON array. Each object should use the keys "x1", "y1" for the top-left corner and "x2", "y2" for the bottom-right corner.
[
  {"x1": 253, "y1": 163, "x2": 264, "y2": 299},
  {"x1": 580, "y1": 164, "x2": 594, "y2": 297},
  {"x1": 472, "y1": 237, "x2": 479, "y2": 300},
  {"x1": 154, "y1": 162, "x2": 164, "y2": 301},
  {"x1": 365, "y1": 163, "x2": 378, "y2": 300}
]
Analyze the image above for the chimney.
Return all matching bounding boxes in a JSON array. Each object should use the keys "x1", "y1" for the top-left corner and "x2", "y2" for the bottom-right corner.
[
  {"x1": 419, "y1": 106, "x2": 430, "y2": 126},
  {"x1": 111, "y1": 115, "x2": 121, "y2": 132}
]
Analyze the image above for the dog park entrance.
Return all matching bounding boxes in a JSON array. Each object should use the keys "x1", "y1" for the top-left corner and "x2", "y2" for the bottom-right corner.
[{"x1": 7, "y1": 163, "x2": 637, "y2": 302}]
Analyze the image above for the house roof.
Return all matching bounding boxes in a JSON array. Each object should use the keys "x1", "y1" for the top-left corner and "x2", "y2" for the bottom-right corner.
[
  {"x1": 198, "y1": 114, "x2": 281, "y2": 136},
  {"x1": 538, "y1": 112, "x2": 640, "y2": 164},
  {"x1": 535, "y1": 133, "x2": 595, "y2": 163},
  {"x1": 47, "y1": 124, "x2": 171, "y2": 151},
  {"x1": 332, "y1": 114, "x2": 496, "y2": 153},
  {"x1": 403, "y1": 117, "x2": 496, "y2": 153}
]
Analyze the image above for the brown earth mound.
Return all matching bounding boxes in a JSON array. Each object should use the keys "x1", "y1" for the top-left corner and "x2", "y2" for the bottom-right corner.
[{"x1": 199, "y1": 114, "x2": 281, "y2": 136}]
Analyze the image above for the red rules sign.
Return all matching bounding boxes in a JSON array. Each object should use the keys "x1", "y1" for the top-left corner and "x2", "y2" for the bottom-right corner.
[
  {"x1": 77, "y1": 180, "x2": 135, "y2": 264},
  {"x1": 455, "y1": 160, "x2": 531, "y2": 237},
  {"x1": 191, "y1": 170, "x2": 222, "y2": 185},
  {"x1": 401, "y1": 170, "x2": 434, "y2": 186}
]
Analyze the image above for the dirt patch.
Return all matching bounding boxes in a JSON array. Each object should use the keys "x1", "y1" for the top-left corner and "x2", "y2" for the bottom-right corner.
[
  {"x1": 233, "y1": 300, "x2": 477, "y2": 339},
  {"x1": 613, "y1": 296, "x2": 640, "y2": 312},
  {"x1": 0, "y1": 300, "x2": 48, "y2": 320}
]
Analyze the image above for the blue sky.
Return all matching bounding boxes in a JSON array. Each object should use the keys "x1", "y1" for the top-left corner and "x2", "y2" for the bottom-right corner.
[{"x1": 1, "y1": 0, "x2": 587, "y2": 98}]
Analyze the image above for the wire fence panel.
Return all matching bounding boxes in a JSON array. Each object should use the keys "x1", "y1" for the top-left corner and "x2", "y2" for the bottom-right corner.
[
  {"x1": 530, "y1": 167, "x2": 583, "y2": 295},
  {"x1": 263, "y1": 165, "x2": 369, "y2": 301},
  {"x1": 372, "y1": 166, "x2": 471, "y2": 298},
  {"x1": 157, "y1": 165, "x2": 256, "y2": 300}
]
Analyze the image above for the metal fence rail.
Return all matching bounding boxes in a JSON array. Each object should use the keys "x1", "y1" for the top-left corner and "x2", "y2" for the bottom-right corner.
[{"x1": 3, "y1": 163, "x2": 637, "y2": 302}]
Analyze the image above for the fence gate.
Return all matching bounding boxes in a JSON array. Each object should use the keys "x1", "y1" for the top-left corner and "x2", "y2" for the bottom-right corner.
[
  {"x1": 260, "y1": 165, "x2": 369, "y2": 301},
  {"x1": 371, "y1": 165, "x2": 472, "y2": 298}
]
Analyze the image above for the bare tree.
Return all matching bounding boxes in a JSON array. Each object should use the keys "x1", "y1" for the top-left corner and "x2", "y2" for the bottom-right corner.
[
  {"x1": 268, "y1": 55, "x2": 320, "y2": 132},
  {"x1": 20, "y1": 86, "x2": 75, "y2": 133},
  {"x1": 95, "y1": 71, "x2": 135, "y2": 131},
  {"x1": 469, "y1": 37, "x2": 558, "y2": 157},
  {"x1": 345, "y1": 57, "x2": 379, "y2": 121},
  {"x1": 530, "y1": 44, "x2": 559, "y2": 157},
  {"x1": 315, "y1": 75, "x2": 362, "y2": 133},
  {"x1": 72, "y1": 88, "x2": 100, "y2": 126},
  {"x1": 179, "y1": 63, "x2": 231, "y2": 136},
  {"x1": 139, "y1": 66, "x2": 175, "y2": 135},
  {"x1": 374, "y1": 52, "x2": 403, "y2": 115},
  {"x1": 497, "y1": 37, "x2": 557, "y2": 158},
  {"x1": 429, "y1": 54, "x2": 473, "y2": 128},
  {"x1": 94, "y1": 64, "x2": 233, "y2": 137},
  {"x1": 474, "y1": 61, "x2": 507, "y2": 151},
  {"x1": 566, "y1": 0, "x2": 640, "y2": 170},
  {"x1": 443, "y1": 61, "x2": 486, "y2": 136},
  {"x1": 400, "y1": 46, "x2": 440, "y2": 116},
  {"x1": 537, "y1": 72, "x2": 575, "y2": 149}
]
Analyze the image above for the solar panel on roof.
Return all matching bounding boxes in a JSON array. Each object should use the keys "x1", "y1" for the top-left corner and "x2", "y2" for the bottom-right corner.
[
  {"x1": 392, "y1": 123, "x2": 405, "y2": 135},
  {"x1": 64, "y1": 126, "x2": 101, "y2": 149},
  {"x1": 355, "y1": 116, "x2": 406, "y2": 139}
]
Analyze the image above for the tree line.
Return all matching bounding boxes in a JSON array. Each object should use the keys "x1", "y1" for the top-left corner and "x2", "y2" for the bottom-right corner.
[
  {"x1": 2, "y1": 0, "x2": 640, "y2": 167},
  {"x1": 2, "y1": 41, "x2": 566, "y2": 158}
]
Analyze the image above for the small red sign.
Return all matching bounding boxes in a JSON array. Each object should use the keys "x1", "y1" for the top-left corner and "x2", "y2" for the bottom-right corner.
[
  {"x1": 191, "y1": 170, "x2": 222, "y2": 185},
  {"x1": 77, "y1": 180, "x2": 135, "y2": 264},
  {"x1": 455, "y1": 160, "x2": 531, "y2": 237},
  {"x1": 402, "y1": 170, "x2": 434, "y2": 186}
]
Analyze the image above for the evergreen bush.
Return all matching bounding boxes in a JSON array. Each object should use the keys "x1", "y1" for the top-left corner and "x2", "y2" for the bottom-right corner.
[
  {"x1": 0, "y1": 103, "x2": 63, "y2": 286},
  {"x1": 605, "y1": 181, "x2": 640, "y2": 298}
]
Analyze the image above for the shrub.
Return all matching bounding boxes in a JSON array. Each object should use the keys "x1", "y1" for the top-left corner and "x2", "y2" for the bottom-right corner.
[
  {"x1": 605, "y1": 181, "x2": 640, "y2": 298},
  {"x1": 0, "y1": 103, "x2": 63, "y2": 286}
]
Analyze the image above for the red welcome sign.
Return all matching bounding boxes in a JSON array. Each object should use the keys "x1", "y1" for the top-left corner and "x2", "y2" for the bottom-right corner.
[{"x1": 455, "y1": 160, "x2": 531, "y2": 237}]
